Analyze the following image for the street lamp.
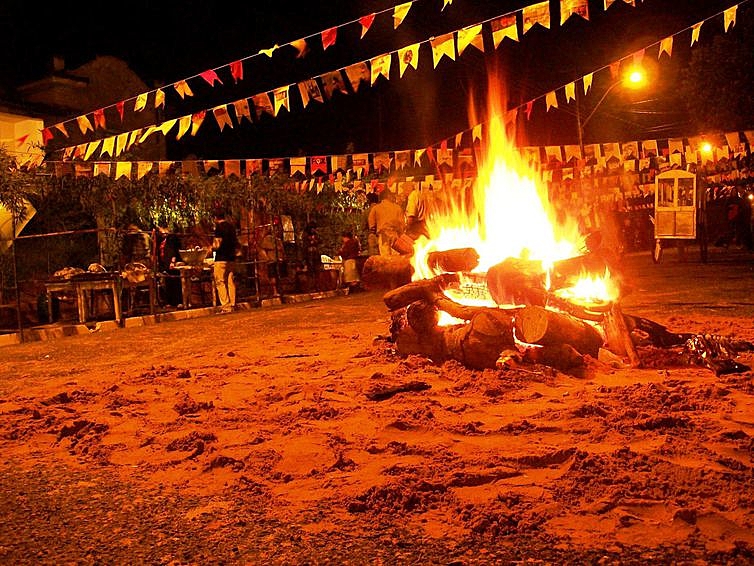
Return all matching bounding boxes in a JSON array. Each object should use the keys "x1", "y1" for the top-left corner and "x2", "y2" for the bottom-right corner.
[{"x1": 577, "y1": 67, "x2": 647, "y2": 156}]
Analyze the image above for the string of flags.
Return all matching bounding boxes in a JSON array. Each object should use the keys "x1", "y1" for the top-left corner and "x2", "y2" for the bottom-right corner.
[{"x1": 40, "y1": 0, "x2": 643, "y2": 153}]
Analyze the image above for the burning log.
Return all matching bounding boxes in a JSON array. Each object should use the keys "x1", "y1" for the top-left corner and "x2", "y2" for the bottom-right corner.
[
  {"x1": 513, "y1": 305, "x2": 603, "y2": 358},
  {"x1": 405, "y1": 300, "x2": 440, "y2": 334},
  {"x1": 486, "y1": 258, "x2": 547, "y2": 307},
  {"x1": 426, "y1": 248, "x2": 480, "y2": 273},
  {"x1": 549, "y1": 253, "x2": 612, "y2": 291},
  {"x1": 361, "y1": 254, "x2": 413, "y2": 290},
  {"x1": 442, "y1": 309, "x2": 516, "y2": 370},
  {"x1": 383, "y1": 273, "x2": 459, "y2": 311},
  {"x1": 602, "y1": 303, "x2": 641, "y2": 368}
]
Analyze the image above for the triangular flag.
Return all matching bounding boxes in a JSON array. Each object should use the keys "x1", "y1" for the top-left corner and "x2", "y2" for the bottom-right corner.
[
  {"x1": 84, "y1": 140, "x2": 101, "y2": 161},
  {"x1": 321, "y1": 71, "x2": 348, "y2": 98},
  {"x1": 632, "y1": 48, "x2": 645, "y2": 65},
  {"x1": 691, "y1": 22, "x2": 703, "y2": 46},
  {"x1": 565, "y1": 82, "x2": 575, "y2": 102},
  {"x1": 233, "y1": 99, "x2": 253, "y2": 123},
  {"x1": 298, "y1": 79, "x2": 324, "y2": 108},
  {"x1": 158, "y1": 161, "x2": 173, "y2": 176},
  {"x1": 116, "y1": 101, "x2": 125, "y2": 121},
  {"x1": 115, "y1": 133, "x2": 129, "y2": 157},
  {"x1": 658, "y1": 36, "x2": 673, "y2": 59},
  {"x1": 224, "y1": 160, "x2": 241, "y2": 178},
  {"x1": 174, "y1": 80, "x2": 194, "y2": 99},
  {"x1": 583, "y1": 73, "x2": 593, "y2": 94},
  {"x1": 359, "y1": 14, "x2": 375, "y2": 38},
  {"x1": 212, "y1": 105, "x2": 233, "y2": 130},
  {"x1": 525, "y1": 100, "x2": 534, "y2": 120},
  {"x1": 77, "y1": 115, "x2": 94, "y2": 135},
  {"x1": 259, "y1": 44, "x2": 279, "y2": 57},
  {"x1": 94, "y1": 162, "x2": 111, "y2": 177},
  {"x1": 154, "y1": 88, "x2": 165, "y2": 109},
  {"x1": 138, "y1": 126, "x2": 158, "y2": 144},
  {"x1": 41, "y1": 128, "x2": 53, "y2": 145},
  {"x1": 430, "y1": 33, "x2": 456, "y2": 68},
  {"x1": 414, "y1": 148, "x2": 426, "y2": 166},
  {"x1": 545, "y1": 91, "x2": 558, "y2": 111},
  {"x1": 230, "y1": 60, "x2": 244, "y2": 82},
  {"x1": 321, "y1": 27, "x2": 337, "y2": 50},
  {"x1": 442, "y1": 0, "x2": 453, "y2": 10},
  {"x1": 523, "y1": 1, "x2": 550, "y2": 34},
  {"x1": 158, "y1": 119, "x2": 177, "y2": 137},
  {"x1": 393, "y1": 2, "x2": 411, "y2": 29},
  {"x1": 191, "y1": 110, "x2": 206, "y2": 136},
  {"x1": 472, "y1": 124, "x2": 482, "y2": 141},
  {"x1": 200, "y1": 69, "x2": 223, "y2": 87},
  {"x1": 245, "y1": 159, "x2": 262, "y2": 176},
  {"x1": 290, "y1": 38, "x2": 309, "y2": 58},
  {"x1": 345, "y1": 62, "x2": 370, "y2": 93},
  {"x1": 54, "y1": 123, "x2": 68, "y2": 137},
  {"x1": 127, "y1": 130, "x2": 140, "y2": 149},
  {"x1": 395, "y1": 150, "x2": 411, "y2": 169},
  {"x1": 310, "y1": 156, "x2": 328, "y2": 175},
  {"x1": 724, "y1": 5, "x2": 737, "y2": 32},
  {"x1": 272, "y1": 86, "x2": 290, "y2": 116},
  {"x1": 134, "y1": 93, "x2": 148, "y2": 112},
  {"x1": 115, "y1": 162, "x2": 131, "y2": 180},
  {"x1": 252, "y1": 93, "x2": 274, "y2": 118},
  {"x1": 370, "y1": 54, "x2": 392, "y2": 85},
  {"x1": 290, "y1": 157, "x2": 306, "y2": 177},
  {"x1": 491, "y1": 15, "x2": 518, "y2": 48},
  {"x1": 176, "y1": 115, "x2": 191, "y2": 140},
  {"x1": 137, "y1": 161, "x2": 153, "y2": 180},
  {"x1": 457, "y1": 24, "x2": 483, "y2": 55},
  {"x1": 93, "y1": 108, "x2": 106, "y2": 130},
  {"x1": 609, "y1": 61, "x2": 620, "y2": 79},
  {"x1": 100, "y1": 136, "x2": 115, "y2": 158},
  {"x1": 398, "y1": 43, "x2": 420, "y2": 77},
  {"x1": 204, "y1": 160, "x2": 220, "y2": 174},
  {"x1": 561, "y1": 0, "x2": 589, "y2": 25},
  {"x1": 455, "y1": 132, "x2": 463, "y2": 147}
]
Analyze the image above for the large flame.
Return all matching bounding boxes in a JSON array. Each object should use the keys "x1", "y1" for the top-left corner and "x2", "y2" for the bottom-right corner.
[{"x1": 411, "y1": 77, "x2": 618, "y2": 314}]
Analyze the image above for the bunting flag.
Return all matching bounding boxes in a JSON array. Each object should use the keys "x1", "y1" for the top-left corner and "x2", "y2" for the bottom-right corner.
[
  {"x1": 641, "y1": 139, "x2": 658, "y2": 157},
  {"x1": 310, "y1": 156, "x2": 328, "y2": 174},
  {"x1": 298, "y1": 79, "x2": 324, "y2": 107},
  {"x1": 273, "y1": 86, "x2": 290, "y2": 116},
  {"x1": 609, "y1": 61, "x2": 620, "y2": 78},
  {"x1": 94, "y1": 162, "x2": 111, "y2": 177},
  {"x1": 414, "y1": 148, "x2": 426, "y2": 166},
  {"x1": 158, "y1": 161, "x2": 173, "y2": 176},
  {"x1": 691, "y1": 22, "x2": 703, "y2": 46},
  {"x1": 545, "y1": 91, "x2": 558, "y2": 111},
  {"x1": 564, "y1": 145, "x2": 582, "y2": 162},
  {"x1": 73, "y1": 163, "x2": 92, "y2": 178},
  {"x1": 290, "y1": 38, "x2": 309, "y2": 58},
  {"x1": 252, "y1": 93, "x2": 274, "y2": 118},
  {"x1": 115, "y1": 133, "x2": 128, "y2": 157},
  {"x1": 321, "y1": 27, "x2": 337, "y2": 50},
  {"x1": 245, "y1": 159, "x2": 262, "y2": 176},
  {"x1": 182, "y1": 161, "x2": 199, "y2": 177},
  {"x1": 373, "y1": 152, "x2": 391, "y2": 172},
  {"x1": 352, "y1": 153, "x2": 369, "y2": 176},
  {"x1": 525, "y1": 100, "x2": 534, "y2": 120},
  {"x1": 331, "y1": 154, "x2": 347, "y2": 172},
  {"x1": 603, "y1": 142, "x2": 619, "y2": 160},
  {"x1": 455, "y1": 132, "x2": 463, "y2": 147},
  {"x1": 437, "y1": 148, "x2": 453, "y2": 168},
  {"x1": 359, "y1": 13, "x2": 375, "y2": 38},
  {"x1": 137, "y1": 161, "x2": 153, "y2": 180},
  {"x1": 174, "y1": 80, "x2": 194, "y2": 99},
  {"x1": 134, "y1": 93, "x2": 148, "y2": 112},
  {"x1": 204, "y1": 160, "x2": 220, "y2": 173},
  {"x1": 370, "y1": 54, "x2": 392, "y2": 84},
  {"x1": 491, "y1": 15, "x2": 518, "y2": 48},
  {"x1": 621, "y1": 141, "x2": 639, "y2": 160},
  {"x1": 565, "y1": 82, "x2": 576, "y2": 102},
  {"x1": 55, "y1": 123, "x2": 68, "y2": 137},
  {"x1": 138, "y1": 126, "x2": 158, "y2": 144},
  {"x1": 724, "y1": 5, "x2": 737, "y2": 31},
  {"x1": 115, "y1": 101, "x2": 125, "y2": 122},
  {"x1": 84, "y1": 140, "x2": 101, "y2": 160},
  {"x1": 457, "y1": 24, "x2": 483, "y2": 55},
  {"x1": 77, "y1": 115, "x2": 94, "y2": 135},
  {"x1": 583, "y1": 73, "x2": 593, "y2": 94},
  {"x1": 321, "y1": 70, "x2": 348, "y2": 98},
  {"x1": 191, "y1": 110, "x2": 206, "y2": 136},
  {"x1": 393, "y1": 2, "x2": 411, "y2": 29},
  {"x1": 398, "y1": 43, "x2": 420, "y2": 77},
  {"x1": 345, "y1": 62, "x2": 370, "y2": 92},
  {"x1": 155, "y1": 88, "x2": 165, "y2": 109},
  {"x1": 658, "y1": 36, "x2": 673, "y2": 59},
  {"x1": 395, "y1": 150, "x2": 411, "y2": 169},
  {"x1": 233, "y1": 99, "x2": 253, "y2": 124},
  {"x1": 290, "y1": 157, "x2": 306, "y2": 176},
  {"x1": 92, "y1": 108, "x2": 106, "y2": 130},
  {"x1": 268, "y1": 158, "x2": 285, "y2": 175},
  {"x1": 561, "y1": 0, "x2": 589, "y2": 25},
  {"x1": 213, "y1": 105, "x2": 233, "y2": 130},
  {"x1": 430, "y1": 33, "x2": 456, "y2": 68},
  {"x1": 259, "y1": 44, "x2": 280, "y2": 57},
  {"x1": 176, "y1": 115, "x2": 192, "y2": 140},
  {"x1": 443, "y1": 0, "x2": 453, "y2": 10},
  {"x1": 41, "y1": 128, "x2": 53, "y2": 145},
  {"x1": 605, "y1": 0, "x2": 635, "y2": 8},
  {"x1": 127, "y1": 130, "x2": 140, "y2": 149},
  {"x1": 200, "y1": 69, "x2": 223, "y2": 87},
  {"x1": 724, "y1": 131, "x2": 740, "y2": 149},
  {"x1": 471, "y1": 124, "x2": 482, "y2": 142},
  {"x1": 230, "y1": 60, "x2": 244, "y2": 82},
  {"x1": 668, "y1": 138, "x2": 684, "y2": 154},
  {"x1": 115, "y1": 161, "x2": 131, "y2": 180},
  {"x1": 523, "y1": 1, "x2": 550, "y2": 34},
  {"x1": 159, "y1": 118, "x2": 177, "y2": 137},
  {"x1": 632, "y1": 48, "x2": 645, "y2": 65},
  {"x1": 224, "y1": 160, "x2": 241, "y2": 178},
  {"x1": 62, "y1": 146, "x2": 74, "y2": 160}
]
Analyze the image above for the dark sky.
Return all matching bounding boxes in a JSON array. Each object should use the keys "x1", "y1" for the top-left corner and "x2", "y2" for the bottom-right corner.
[{"x1": 0, "y1": 0, "x2": 740, "y2": 159}]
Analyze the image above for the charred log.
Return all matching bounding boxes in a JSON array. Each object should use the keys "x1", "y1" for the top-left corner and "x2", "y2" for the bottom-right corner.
[
  {"x1": 523, "y1": 343, "x2": 585, "y2": 371},
  {"x1": 486, "y1": 258, "x2": 547, "y2": 307},
  {"x1": 406, "y1": 300, "x2": 440, "y2": 334},
  {"x1": 426, "y1": 248, "x2": 480, "y2": 273},
  {"x1": 602, "y1": 303, "x2": 641, "y2": 368},
  {"x1": 361, "y1": 255, "x2": 413, "y2": 290},
  {"x1": 383, "y1": 273, "x2": 459, "y2": 311},
  {"x1": 513, "y1": 305, "x2": 603, "y2": 357}
]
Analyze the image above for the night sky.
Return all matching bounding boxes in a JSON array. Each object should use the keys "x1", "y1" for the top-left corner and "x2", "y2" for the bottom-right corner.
[{"x1": 0, "y1": 0, "x2": 740, "y2": 159}]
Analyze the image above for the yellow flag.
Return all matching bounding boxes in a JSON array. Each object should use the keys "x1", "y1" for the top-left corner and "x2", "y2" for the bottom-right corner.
[
  {"x1": 457, "y1": 24, "x2": 483, "y2": 55},
  {"x1": 133, "y1": 93, "x2": 148, "y2": 112},
  {"x1": 393, "y1": 2, "x2": 411, "y2": 29},
  {"x1": 523, "y1": 1, "x2": 550, "y2": 34},
  {"x1": 174, "y1": 80, "x2": 194, "y2": 99},
  {"x1": 154, "y1": 88, "x2": 165, "y2": 109},
  {"x1": 545, "y1": 91, "x2": 558, "y2": 111},
  {"x1": 137, "y1": 161, "x2": 153, "y2": 180},
  {"x1": 491, "y1": 15, "x2": 517, "y2": 48},
  {"x1": 176, "y1": 115, "x2": 191, "y2": 140},
  {"x1": 658, "y1": 36, "x2": 673, "y2": 59},
  {"x1": 100, "y1": 136, "x2": 115, "y2": 157},
  {"x1": 561, "y1": 0, "x2": 589, "y2": 25},
  {"x1": 724, "y1": 5, "x2": 737, "y2": 32},
  {"x1": 430, "y1": 33, "x2": 456, "y2": 68},
  {"x1": 84, "y1": 140, "x2": 101, "y2": 161},
  {"x1": 370, "y1": 54, "x2": 392, "y2": 85},
  {"x1": 565, "y1": 82, "x2": 575, "y2": 103},
  {"x1": 159, "y1": 118, "x2": 177, "y2": 135},
  {"x1": 583, "y1": 73, "x2": 593, "y2": 94},
  {"x1": 691, "y1": 22, "x2": 702, "y2": 46},
  {"x1": 115, "y1": 161, "x2": 131, "y2": 180},
  {"x1": 77, "y1": 115, "x2": 94, "y2": 135},
  {"x1": 398, "y1": 43, "x2": 420, "y2": 77},
  {"x1": 115, "y1": 133, "x2": 129, "y2": 156}
]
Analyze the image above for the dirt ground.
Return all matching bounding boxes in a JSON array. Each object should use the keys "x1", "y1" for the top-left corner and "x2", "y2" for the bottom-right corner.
[{"x1": 1, "y1": 246, "x2": 754, "y2": 565}]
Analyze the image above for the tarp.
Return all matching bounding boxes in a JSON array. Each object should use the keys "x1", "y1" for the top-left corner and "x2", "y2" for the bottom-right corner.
[{"x1": 0, "y1": 200, "x2": 36, "y2": 252}]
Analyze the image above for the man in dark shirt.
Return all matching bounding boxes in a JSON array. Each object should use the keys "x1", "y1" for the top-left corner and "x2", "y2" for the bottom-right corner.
[{"x1": 212, "y1": 210, "x2": 239, "y2": 313}]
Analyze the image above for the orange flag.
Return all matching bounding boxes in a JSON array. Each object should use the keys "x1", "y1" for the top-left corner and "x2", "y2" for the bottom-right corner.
[
  {"x1": 321, "y1": 71, "x2": 348, "y2": 98},
  {"x1": 77, "y1": 115, "x2": 94, "y2": 135},
  {"x1": 93, "y1": 108, "x2": 106, "y2": 130},
  {"x1": 724, "y1": 5, "x2": 737, "y2": 32},
  {"x1": 298, "y1": 79, "x2": 323, "y2": 107},
  {"x1": 154, "y1": 88, "x2": 165, "y2": 109},
  {"x1": 174, "y1": 80, "x2": 194, "y2": 99},
  {"x1": 560, "y1": 0, "x2": 589, "y2": 25},
  {"x1": 321, "y1": 27, "x2": 337, "y2": 50},
  {"x1": 233, "y1": 99, "x2": 253, "y2": 124},
  {"x1": 116, "y1": 101, "x2": 125, "y2": 121},
  {"x1": 290, "y1": 39, "x2": 309, "y2": 58},
  {"x1": 191, "y1": 111, "x2": 206, "y2": 136},
  {"x1": 55, "y1": 123, "x2": 68, "y2": 137},
  {"x1": 273, "y1": 86, "x2": 290, "y2": 116},
  {"x1": 345, "y1": 63, "x2": 370, "y2": 92},
  {"x1": 658, "y1": 37, "x2": 673, "y2": 59},
  {"x1": 213, "y1": 105, "x2": 233, "y2": 131},
  {"x1": 252, "y1": 93, "x2": 274, "y2": 118}
]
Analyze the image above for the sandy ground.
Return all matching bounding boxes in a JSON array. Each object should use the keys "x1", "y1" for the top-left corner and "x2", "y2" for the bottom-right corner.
[{"x1": 1, "y1": 247, "x2": 754, "y2": 565}]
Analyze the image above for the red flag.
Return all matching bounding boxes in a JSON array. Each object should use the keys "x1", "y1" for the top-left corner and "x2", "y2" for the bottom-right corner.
[
  {"x1": 321, "y1": 27, "x2": 337, "y2": 50},
  {"x1": 200, "y1": 69, "x2": 223, "y2": 87},
  {"x1": 359, "y1": 14, "x2": 375, "y2": 38},
  {"x1": 93, "y1": 108, "x2": 106, "y2": 130},
  {"x1": 116, "y1": 101, "x2": 125, "y2": 122},
  {"x1": 525, "y1": 100, "x2": 534, "y2": 120},
  {"x1": 310, "y1": 156, "x2": 328, "y2": 175},
  {"x1": 41, "y1": 128, "x2": 53, "y2": 145},
  {"x1": 229, "y1": 60, "x2": 244, "y2": 82}
]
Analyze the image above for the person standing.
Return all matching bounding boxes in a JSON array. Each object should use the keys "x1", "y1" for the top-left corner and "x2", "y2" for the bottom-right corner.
[
  {"x1": 212, "y1": 210, "x2": 239, "y2": 313},
  {"x1": 405, "y1": 183, "x2": 431, "y2": 240},
  {"x1": 338, "y1": 230, "x2": 362, "y2": 293},
  {"x1": 363, "y1": 192, "x2": 380, "y2": 256},
  {"x1": 367, "y1": 190, "x2": 405, "y2": 256},
  {"x1": 302, "y1": 223, "x2": 322, "y2": 290},
  {"x1": 156, "y1": 223, "x2": 182, "y2": 307}
]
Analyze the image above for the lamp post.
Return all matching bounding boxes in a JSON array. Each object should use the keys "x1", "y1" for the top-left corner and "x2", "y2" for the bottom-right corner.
[{"x1": 577, "y1": 68, "x2": 646, "y2": 156}]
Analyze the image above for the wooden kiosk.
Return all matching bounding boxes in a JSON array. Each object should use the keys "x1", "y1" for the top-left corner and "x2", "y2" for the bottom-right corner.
[{"x1": 652, "y1": 169, "x2": 702, "y2": 263}]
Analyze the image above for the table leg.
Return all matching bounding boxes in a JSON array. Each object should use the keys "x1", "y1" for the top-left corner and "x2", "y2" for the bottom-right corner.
[
  {"x1": 112, "y1": 281, "x2": 122, "y2": 324},
  {"x1": 76, "y1": 287, "x2": 87, "y2": 323},
  {"x1": 47, "y1": 291, "x2": 54, "y2": 323}
]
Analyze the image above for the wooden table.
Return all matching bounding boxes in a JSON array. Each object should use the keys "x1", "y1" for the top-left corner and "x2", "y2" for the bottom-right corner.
[
  {"x1": 46, "y1": 275, "x2": 122, "y2": 324},
  {"x1": 175, "y1": 266, "x2": 216, "y2": 308}
]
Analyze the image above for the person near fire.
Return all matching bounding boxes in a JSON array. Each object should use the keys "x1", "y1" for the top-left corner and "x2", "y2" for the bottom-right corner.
[
  {"x1": 156, "y1": 222, "x2": 182, "y2": 307},
  {"x1": 338, "y1": 230, "x2": 362, "y2": 293},
  {"x1": 367, "y1": 189, "x2": 405, "y2": 257},
  {"x1": 211, "y1": 209, "x2": 239, "y2": 314},
  {"x1": 405, "y1": 182, "x2": 432, "y2": 240},
  {"x1": 258, "y1": 225, "x2": 284, "y2": 297}
]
